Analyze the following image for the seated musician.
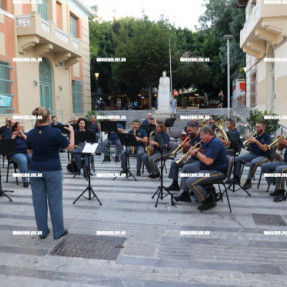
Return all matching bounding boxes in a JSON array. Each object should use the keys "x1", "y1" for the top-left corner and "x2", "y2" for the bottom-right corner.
[
  {"x1": 217, "y1": 118, "x2": 240, "y2": 155},
  {"x1": 90, "y1": 115, "x2": 101, "y2": 143},
  {"x1": 233, "y1": 120, "x2": 271, "y2": 189},
  {"x1": 142, "y1": 121, "x2": 170, "y2": 178},
  {"x1": 166, "y1": 123, "x2": 201, "y2": 192},
  {"x1": 185, "y1": 119, "x2": 200, "y2": 128},
  {"x1": 72, "y1": 118, "x2": 91, "y2": 177},
  {"x1": 261, "y1": 136, "x2": 287, "y2": 202},
  {"x1": 120, "y1": 119, "x2": 148, "y2": 176},
  {"x1": 2, "y1": 119, "x2": 16, "y2": 139},
  {"x1": 50, "y1": 115, "x2": 62, "y2": 126},
  {"x1": 103, "y1": 119, "x2": 124, "y2": 162},
  {"x1": 142, "y1": 113, "x2": 152, "y2": 125},
  {"x1": 208, "y1": 115, "x2": 216, "y2": 131},
  {"x1": 184, "y1": 126, "x2": 227, "y2": 211},
  {"x1": 8, "y1": 122, "x2": 32, "y2": 188}
]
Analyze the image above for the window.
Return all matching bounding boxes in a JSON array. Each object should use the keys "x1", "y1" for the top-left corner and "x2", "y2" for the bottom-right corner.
[
  {"x1": 70, "y1": 14, "x2": 77, "y2": 38},
  {"x1": 0, "y1": 61, "x2": 14, "y2": 114},
  {"x1": 37, "y1": 0, "x2": 48, "y2": 20},
  {"x1": 56, "y1": 1, "x2": 62, "y2": 29},
  {"x1": 72, "y1": 80, "x2": 83, "y2": 113}
]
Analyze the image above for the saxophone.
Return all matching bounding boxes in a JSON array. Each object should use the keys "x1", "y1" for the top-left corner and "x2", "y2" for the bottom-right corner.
[
  {"x1": 131, "y1": 128, "x2": 136, "y2": 154},
  {"x1": 145, "y1": 130, "x2": 155, "y2": 157}
]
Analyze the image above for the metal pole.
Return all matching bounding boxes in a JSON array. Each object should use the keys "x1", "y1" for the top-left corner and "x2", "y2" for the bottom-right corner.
[
  {"x1": 223, "y1": 35, "x2": 233, "y2": 118},
  {"x1": 169, "y1": 38, "x2": 172, "y2": 95},
  {"x1": 227, "y1": 38, "x2": 230, "y2": 118}
]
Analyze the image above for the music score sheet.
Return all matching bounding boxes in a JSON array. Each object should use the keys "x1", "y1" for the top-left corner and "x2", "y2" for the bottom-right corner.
[{"x1": 82, "y1": 143, "x2": 98, "y2": 154}]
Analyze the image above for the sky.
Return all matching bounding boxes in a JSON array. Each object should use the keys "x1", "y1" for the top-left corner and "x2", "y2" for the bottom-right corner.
[{"x1": 88, "y1": 0, "x2": 207, "y2": 31}]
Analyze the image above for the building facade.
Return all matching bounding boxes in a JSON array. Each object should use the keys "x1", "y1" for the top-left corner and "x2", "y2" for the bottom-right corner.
[
  {"x1": 239, "y1": 0, "x2": 287, "y2": 123},
  {"x1": 0, "y1": 0, "x2": 93, "y2": 127}
]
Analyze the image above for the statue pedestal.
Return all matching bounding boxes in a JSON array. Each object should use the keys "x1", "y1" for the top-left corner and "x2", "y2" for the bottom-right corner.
[{"x1": 157, "y1": 85, "x2": 170, "y2": 114}]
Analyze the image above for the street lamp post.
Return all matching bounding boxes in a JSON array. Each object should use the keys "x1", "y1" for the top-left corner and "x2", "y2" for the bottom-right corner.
[
  {"x1": 223, "y1": 35, "x2": 233, "y2": 118},
  {"x1": 94, "y1": 72, "x2": 99, "y2": 112}
]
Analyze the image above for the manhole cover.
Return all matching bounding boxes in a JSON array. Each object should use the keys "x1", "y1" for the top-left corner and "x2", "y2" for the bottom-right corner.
[
  {"x1": 252, "y1": 213, "x2": 287, "y2": 226},
  {"x1": 49, "y1": 234, "x2": 125, "y2": 260}
]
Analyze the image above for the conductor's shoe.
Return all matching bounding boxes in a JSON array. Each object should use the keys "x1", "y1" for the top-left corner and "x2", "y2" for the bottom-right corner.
[
  {"x1": 54, "y1": 229, "x2": 68, "y2": 240},
  {"x1": 23, "y1": 182, "x2": 29, "y2": 188},
  {"x1": 242, "y1": 179, "x2": 252, "y2": 190},
  {"x1": 174, "y1": 191, "x2": 191, "y2": 202},
  {"x1": 120, "y1": 169, "x2": 127, "y2": 174},
  {"x1": 166, "y1": 182, "x2": 180, "y2": 191},
  {"x1": 39, "y1": 229, "x2": 49, "y2": 239},
  {"x1": 136, "y1": 171, "x2": 141, "y2": 176},
  {"x1": 115, "y1": 157, "x2": 120, "y2": 162},
  {"x1": 103, "y1": 156, "x2": 111, "y2": 162}
]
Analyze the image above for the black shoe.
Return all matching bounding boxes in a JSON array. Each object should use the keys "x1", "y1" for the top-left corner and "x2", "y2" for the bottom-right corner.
[
  {"x1": 54, "y1": 229, "x2": 68, "y2": 239},
  {"x1": 148, "y1": 173, "x2": 152, "y2": 177},
  {"x1": 23, "y1": 182, "x2": 29, "y2": 188},
  {"x1": 103, "y1": 156, "x2": 111, "y2": 162},
  {"x1": 230, "y1": 176, "x2": 240, "y2": 185},
  {"x1": 120, "y1": 169, "x2": 128, "y2": 174},
  {"x1": 269, "y1": 190, "x2": 282, "y2": 196},
  {"x1": 115, "y1": 157, "x2": 120, "y2": 162},
  {"x1": 273, "y1": 190, "x2": 286, "y2": 202},
  {"x1": 40, "y1": 229, "x2": 50, "y2": 239},
  {"x1": 136, "y1": 171, "x2": 141, "y2": 176},
  {"x1": 150, "y1": 173, "x2": 160, "y2": 178},
  {"x1": 0, "y1": 191, "x2": 3, "y2": 197},
  {"x1": 242, "y1": 179, "x2": 252, "y2": 190},
  {"x1": 197, "y1": 201, "x2": 217, "y2": 211},
  {"x1": 174, "y1": 191, "x2": 191, "y2": 202},
  {"x1": 166, "y1": 182, "x2": 180, "y2": 192}
]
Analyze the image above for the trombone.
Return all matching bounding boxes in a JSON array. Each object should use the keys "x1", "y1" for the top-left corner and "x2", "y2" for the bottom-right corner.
[
  {"x1": 171, "y1": 135, "x2": 190, "y2": 158},
  {"x1": 175, "y1": 140, "x2": 203, "y2": 165}
]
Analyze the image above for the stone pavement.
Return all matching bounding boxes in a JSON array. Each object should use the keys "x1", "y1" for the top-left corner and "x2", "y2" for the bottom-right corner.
[{"x1": 0, "y1": 152, "x2": 287, "y2": 287}]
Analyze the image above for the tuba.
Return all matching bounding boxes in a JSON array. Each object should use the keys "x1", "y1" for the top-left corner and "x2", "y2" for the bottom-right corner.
[
  {"x1": 214, "y1": 120, "x2": 230, "y2": 148},
  {"x1": 146, "y1": 130, "x2": 155, "y2": 157},
  {"x1": 131, "y1": 128, "x2": 136, "y2": 154}
]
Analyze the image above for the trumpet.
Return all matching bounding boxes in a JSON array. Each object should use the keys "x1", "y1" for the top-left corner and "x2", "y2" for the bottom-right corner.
[
  {"x1": 243, "y1": 132, "x2": 257, "y2": 147},
  {"x1": 146, "y1": 130, "x2": 155, "y2": 157},
  {"x1": 176, "y1": 140, "x2": 203, "y2": 165},
  {"x1": 267, "y1": 134, "x2": 287, "y2": 150},
  {"x1": 171, "y1": 135, "x2": 190, "y2": 158}
]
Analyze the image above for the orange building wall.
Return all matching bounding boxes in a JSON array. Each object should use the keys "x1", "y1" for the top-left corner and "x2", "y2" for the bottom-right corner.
[{"x1": 0, "y1": 3, "x2": 18, "y2": 114}]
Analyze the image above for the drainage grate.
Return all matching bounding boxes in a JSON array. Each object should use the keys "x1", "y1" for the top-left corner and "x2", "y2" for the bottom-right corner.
[
  {"x1": 252, "y1": 213, "x2": 287, "y2": 226},
  {"x1": 49, "y1": 234, "x2": 125, "y2": 260}
]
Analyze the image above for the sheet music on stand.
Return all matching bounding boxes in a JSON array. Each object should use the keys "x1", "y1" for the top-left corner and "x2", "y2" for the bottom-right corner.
[{"x1": 82, "y1": 143, "x2": 98, "y2": 154}]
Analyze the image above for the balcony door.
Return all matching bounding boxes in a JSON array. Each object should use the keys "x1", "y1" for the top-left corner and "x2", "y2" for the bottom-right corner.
[
  {"x1": 37, "y1": 0, "x2": 48, "y2": 20},
  {"x1": 39, "y1": 58, "x2": 53, "y2": 111}
]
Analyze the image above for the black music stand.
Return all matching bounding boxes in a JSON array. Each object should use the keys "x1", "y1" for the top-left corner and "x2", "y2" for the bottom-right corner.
[
  {"x1": 101, "y1": 121, "x2": 118, "y2": 163},
  {"x1": 226, "y1": 132, "x2": 251, "y2": 196},
  {"x1": 73, "y1": 142, "x2": 102, "y2": 205},
  {"x1": 0, "y1": 139, "x2": 16, "y2": 202},
  {"x1": 72, "y1": 131, "x2": 96, "y2": 178},
  {"x1": 151, "y1": 134, "x2": 175, "y2": 207},
  {"x1": 165, "y1": 118, "x2": 176, "y2": 134},
  {"x1": 113, "y1": 133, "x2": 137, "y2": 182}
]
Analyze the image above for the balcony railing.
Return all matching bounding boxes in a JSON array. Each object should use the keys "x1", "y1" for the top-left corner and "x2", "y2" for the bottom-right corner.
[{"x1": 16, "y1": 12, "x2": 82, "y2": 55}]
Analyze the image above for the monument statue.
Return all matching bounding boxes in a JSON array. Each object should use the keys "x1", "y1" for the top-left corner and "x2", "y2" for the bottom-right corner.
[{"x1": 157, "y1": 71, "x2": 170, "y2": 113}]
